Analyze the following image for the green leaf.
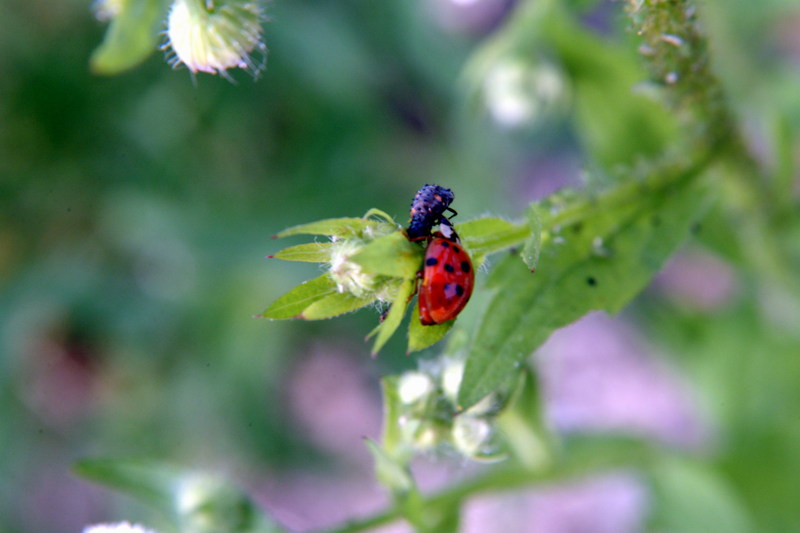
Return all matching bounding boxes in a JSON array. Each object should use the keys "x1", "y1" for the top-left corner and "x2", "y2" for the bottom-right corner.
[
  {"x1": 275, "y1": 217, "x2": 392, "y2": 239},
  {"x1": 259, "y1": 274, "x2": 337, "y2": 319},
  {"x1": 407, "y1": 304, "x2": 453, "y2": 353},
  {"x1": 520, "y1": 206, "x2": 543, "y2": 271},
  {"x1": 648, "y1": 457, "x2": 755, "y2": 533},
  {"x1": 497, "y1": 369, "x2": 554, "y2": 470},
  {"x1": 270, "y1": 242, "x2": 333, "y2": 262},
  {"x1": 458, "y1": 180, "x2": 708, "y2": 409},
  {"x1": 457, "y1": 217, "x2": 531, "y2": 264},
  {"x1": 542, "y1": 7, "x2": 680, "y2": 171},
  {"x1": 351, "y1": 232, "x2": 423, "y2": 279},
  {"x1": 379, "y1": 376, "x2": 406, "y2": 457},
  {"x1": 301, "y1": 291, "x2": 375, "y2": 320},
  {"x1": 90, "y1": 0, "x2": 169, "y2": 75},
  {"x1": 75, "y1": 458, "x2": 178, "y2": 515},
  {"x1": 371, "y1": 278, "x2": 415, "y2": 355},
  {"x1": 75, "y1": 458, "x2": 288, "y2": 533},
  {"x1": 365, "y1": 439, "x2": 416, "y2": 496}
]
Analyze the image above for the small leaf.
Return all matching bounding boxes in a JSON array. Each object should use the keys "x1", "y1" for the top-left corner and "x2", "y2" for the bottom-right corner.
[
  {"x1": 458, "y1": 180, "x2": 708, "y2": 409},
  {"x1": 457, "y1": 217, "x2": 531, "y2": 264},
  {"x1": 90, "y1": 0, "x2": 169, "y2": 75},
  {"x1": 260, "y1": 274, "x2": 337, "y2": 319},
  {"x1": 275, "y1": 217, "x2": 391, "y2": 239},
  {"x1": 371, "y1": 278, "x2": 415, "y2": 355},
  {"x1": 365, "y1": 439, "x2": 415, "y2": 496},
  {"x1": 271, "y1": 242, "x2": 333, "y2": 262},
  {"x1": 75, "y1": 458, "x2": 178, "y2": 515},
  {"x1": 351, "y1": 232, "x2": 423, "y2": 279},
  {"x1": 497, "y1": 368, "x2": 554, "y2": 470},
  {"x1": 75, "y1": 458, "x2": 288, "y2": 533},
  {"x1": 301, "y1": 291, "x2": 375, "y2": 320},
  {"x1": 379, "y1": 376, "x2": 406, "y2": 457},
  {"x1": 520, "y1": 206, "x2": 543, "y2": 271},
  {"x1": 407, "y1": 305, "x2": 453, "y2": 353}
]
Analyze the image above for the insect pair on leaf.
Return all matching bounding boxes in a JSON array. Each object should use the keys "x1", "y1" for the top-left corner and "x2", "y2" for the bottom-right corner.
[{"x1": 262, "y1": 185, "x2": 533, "y2": 354}]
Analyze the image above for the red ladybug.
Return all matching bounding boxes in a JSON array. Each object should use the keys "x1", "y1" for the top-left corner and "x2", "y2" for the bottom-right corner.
[
  {"x1": 407, "y1": 184, "x2": 456, "y2": 241},
  {"x1": 418, "y1": 220, "x2": 474, "y2": 325}
]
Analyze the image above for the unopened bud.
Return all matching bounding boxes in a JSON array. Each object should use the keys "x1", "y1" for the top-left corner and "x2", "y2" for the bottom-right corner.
[{"x1": 165, "y1": 0, "x2": 266, "y2": 77}]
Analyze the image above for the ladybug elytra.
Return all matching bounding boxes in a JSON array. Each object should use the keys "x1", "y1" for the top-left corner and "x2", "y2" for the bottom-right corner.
[{"x1": 418, "y1": 219, "x2": 474, "y2": 325}]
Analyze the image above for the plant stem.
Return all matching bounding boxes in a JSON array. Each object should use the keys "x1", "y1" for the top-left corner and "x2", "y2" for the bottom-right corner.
[{"x1": 318, "y1": 439, "x2": 656, "y2": 533}]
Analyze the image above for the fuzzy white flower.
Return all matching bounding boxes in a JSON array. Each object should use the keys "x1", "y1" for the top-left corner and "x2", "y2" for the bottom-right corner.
[
  {"x1": 165, "y1": 0, "x2": 266, "y2": 77},
  {"x1": 483, "y1": 58, "x2": 565, "y2": 128},
  {"x1": 83, "y1": 522, "x2": 157, "y2": 533}
]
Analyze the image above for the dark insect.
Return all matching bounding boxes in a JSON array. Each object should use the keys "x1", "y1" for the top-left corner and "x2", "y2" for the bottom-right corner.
[{"x1": 407, "y1": 184, "x2": 456, "y2": 241}]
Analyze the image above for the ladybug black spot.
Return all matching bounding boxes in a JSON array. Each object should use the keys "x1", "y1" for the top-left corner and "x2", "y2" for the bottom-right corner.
[
  {"x1": 444, "y1": 263, "x2": 455, "y2": 273},
  {"x1": 461, "y1": 261, "x2": 470, "y2": 273},
  {"x1": 440, "y1": 241, "x2": 450, "y2": 248},
  {"x1": 426, "y1": 257, "x2": 438, "y2": 266},
  {"x1": 452, "y1": 246, "x2": 461, "y2": 254},
  {"x1": 587, "y1": 276, "x2": 597, "y2": 287},
  {"x1": 455, "y1": 284, "x2": 465, "y2": 296}
]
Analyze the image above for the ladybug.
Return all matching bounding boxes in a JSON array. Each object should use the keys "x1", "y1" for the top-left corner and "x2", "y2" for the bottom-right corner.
[
  {"x1": 418, "y1": 219, "x2": 474, "y2": 325},
  {"x1": 407, "y1": 184, "x2": 456, "y2": 241}
]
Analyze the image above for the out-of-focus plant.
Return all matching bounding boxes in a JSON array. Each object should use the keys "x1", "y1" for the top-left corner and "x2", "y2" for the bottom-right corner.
[
  {"x1": 77, "y1": 0, "x2": 800, "y2": 532},
  {"x1": 91, "y1": 0, "x2": 267, "y2": 77}
]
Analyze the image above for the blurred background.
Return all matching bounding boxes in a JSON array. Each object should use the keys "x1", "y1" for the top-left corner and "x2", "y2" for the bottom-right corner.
[{"x1": 1, "y1": 0, "x2": 800, "y2": 532}]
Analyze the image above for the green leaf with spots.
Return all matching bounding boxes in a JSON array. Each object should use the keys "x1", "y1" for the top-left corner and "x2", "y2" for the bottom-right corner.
[
  {"x1": 301, "y1": 291, "x2": 376, "y2": 320},
  {"x1": 371, "y1": 278, "x2": 416, "y2": 355},
  {"x1": 458, "y1": 180, "x2": 709, "y2": 409},
  {"x1": 275, "y1": 217, "x2": 393, "y2": 239},
  {"x1": 457, "y1": 218, "x2": 531, "y2": 264},
  {"x1": 90, "y1": 0, "x2": 169, "y2": 75},
  {"x1": 270, "y1": 242, "x2": 333, "y2": 262},
  {"x1": 259, "y1": 274, "x2": 338, "y2": 319},
  {"x1": 407, "y1": 304, "x2": 453, "y2": 353},
  {"x1": 351, "y1": 232, "x2": 423, "y2": 279}
]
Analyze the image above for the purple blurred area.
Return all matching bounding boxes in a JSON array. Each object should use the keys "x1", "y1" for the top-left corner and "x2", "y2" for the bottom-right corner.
[{"x1": 253, "y1": 310, "x2": 713, "y2": 532}]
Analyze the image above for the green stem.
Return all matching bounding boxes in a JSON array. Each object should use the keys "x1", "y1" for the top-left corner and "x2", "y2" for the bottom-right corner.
[{"x1": 318, "y1": 439, "x2": 657, "y2": 533}]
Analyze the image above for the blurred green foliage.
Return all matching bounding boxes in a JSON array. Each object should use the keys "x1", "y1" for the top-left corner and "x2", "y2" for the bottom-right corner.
[{"x1": 2, "y1": 0, "x2": 800, "y2": 532}]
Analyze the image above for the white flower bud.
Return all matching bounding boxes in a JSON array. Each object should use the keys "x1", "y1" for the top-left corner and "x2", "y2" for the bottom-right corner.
[
  {"x1": 328, "y1": 240, "x2": 378, "y2": 298},
  {"x1": 398, "y1": 371, "x2": 436, "y2": 405},
  {"x1": 83, "y1": 522, "x2": 157, "y2": 533},
  {"x1": 165, "y1": 0, "x2": 266, "y2": 77}
]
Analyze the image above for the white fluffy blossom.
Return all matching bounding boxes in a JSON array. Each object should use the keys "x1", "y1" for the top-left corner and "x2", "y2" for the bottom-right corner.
[
  {"x1": 165, "y1": 0, "x2": 266, "y2": 77},
  {"x1": 83, "y1": 522, "x2": 157, "y2": 533}
]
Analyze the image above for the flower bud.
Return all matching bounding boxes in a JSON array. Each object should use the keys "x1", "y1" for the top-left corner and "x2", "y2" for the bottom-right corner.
[
  {"x1": 328, "y1": 240, "x2": 379, "y2": 298},
  {"x1": 165, "y1": 0, "x2": 266, "y2": 77},
  {"x1": 83, "y1": 523, "x2": 157, "y2": 533},
  {"x1": 483, "y1": 58, "x2": 566, "y2": 128}
]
